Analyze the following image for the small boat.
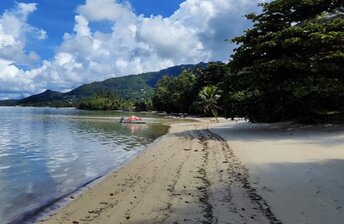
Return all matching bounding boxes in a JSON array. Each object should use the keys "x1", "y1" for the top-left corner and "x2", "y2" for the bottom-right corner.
[
  {"x1": 120, "y1": 115, "x2": 146, "y2": 124},
  {"x1": 120, "y1": 120, "x2": 146, "y2": 124}
]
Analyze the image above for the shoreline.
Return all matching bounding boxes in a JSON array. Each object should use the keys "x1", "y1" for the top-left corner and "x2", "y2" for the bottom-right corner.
[
  {"x1": 38, "y1": 119, "x2": 280, "y2": 224},
  {"x1": 15, "y1": 175, "x2": 104, "y2": 224},
  {"x1": 25, "y1": 124, "x2": 172, "y2": 224},
  {"x1": 37, "y1": 119, "x2": 344, "y2": 224},
  {"x1": 9, "y1": 115, "x2": 171, "y2": 224},
  {"x1": 34, "y1": 121, "x2": 177, "y2": 224}
]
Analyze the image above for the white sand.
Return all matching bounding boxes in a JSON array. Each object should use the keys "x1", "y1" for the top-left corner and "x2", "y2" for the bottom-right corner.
[
  {"x1": 39, "y1": 121, "x2": 278, "y2": 224},
  {"x1": 211, "y1": 120, "x2": 344, "y2": 224},
  {"x1": 39, "y1": 119, "x2": 344, "y2": 224}
]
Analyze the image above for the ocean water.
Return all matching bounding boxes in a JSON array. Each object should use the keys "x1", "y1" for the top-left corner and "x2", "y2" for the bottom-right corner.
[{"x1": 0, "y1": 107, "x2": 169, "y2": 223}]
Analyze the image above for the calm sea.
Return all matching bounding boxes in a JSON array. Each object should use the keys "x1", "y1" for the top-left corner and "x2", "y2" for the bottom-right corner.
[{"x1": 0, "y1": 107, "x2": 169, "y2": 223}]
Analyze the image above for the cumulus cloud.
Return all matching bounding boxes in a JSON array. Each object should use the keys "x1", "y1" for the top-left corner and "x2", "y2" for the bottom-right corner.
[
  {"x1": 0, "y1": 2, "x2": 46, "y2": 64},
  {"x1": 74, "y1": 15, "x2": 92, "y2": 37},
  {"x1": 68, "y1": 0, "x2": 262, "y2": 72},
  {"x1": 0, "y1": 0, "x2": 265, "y2": 99},
  {"x1": 0, "y1": 3, "x2": 48, "y2": 99},
  {"x1": 77, "y1": 0, "x2": 134, "y2": 22},
  {"x1": 51, "y1": 0, "x2": 263, "y2": 81},
  {"x1": 16, "y1": 2, "x2": 37, "y2": 17}
]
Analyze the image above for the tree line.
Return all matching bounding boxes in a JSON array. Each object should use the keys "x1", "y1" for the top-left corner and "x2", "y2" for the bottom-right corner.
[
  {"x1": 77, "y1": 90, "x2": 152, "y2": 111},
  {"x1": 80, "y1": 0, "x2": 343, "y2": 123},
  {"x1": 153, "y1": 0, "x2": 344, "y2": 123}
]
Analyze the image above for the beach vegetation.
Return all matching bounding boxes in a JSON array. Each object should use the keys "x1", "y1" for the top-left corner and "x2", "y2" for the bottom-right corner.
[
  {"x1": 222, "y1": 0, "x2": 344, "y2": 122},
  {"x1": 151, "y1": 0, "x2": 344, "y2": 123},
  {"x1": 152, "y1": 70, "x2": 197, "y2": 113},
  {"x1": 134, "y1": 99, "x2": 153, "y2": 112},
  {"x1": 198, "y1": 85, "x2": 221, "y2": 122}
]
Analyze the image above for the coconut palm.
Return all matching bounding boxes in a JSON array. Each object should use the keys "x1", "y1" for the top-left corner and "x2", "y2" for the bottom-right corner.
[{"x1": 199, "y1": 85, "x2": 221, "y2": 122}]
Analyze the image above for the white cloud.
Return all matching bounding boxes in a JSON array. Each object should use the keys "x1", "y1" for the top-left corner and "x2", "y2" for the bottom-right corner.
[
  {"x1": 0, "y1": 58, "x2": 37, "y2": 98},
  {"x1": 136, "y1": 15, "x2": 208, "y2": 60},
  {"x1": 0, "y1": 0, "x2": 265, "y2": 99},
  {"x1": 0, "y1": 3, "x2": 47, "y2": 98},
  {"x1": 0, "y1": 2, "x2": 47, "y2": 65},
  {"x1": 77, "y1": 0, "x2": 133, "y2": 22},
  {"x1": 74, "y1": 15, "x2": 92, "y2": 37},
  {"x1": 0, "y1": 24, "x2": 17, "y2": 47},
  {"x1": 16, "y1": 2, "x2": 37, "y2": 17},
  {"x1": 51, "y1": 0, "x2": 262, "y2": 80},
  {"x1": 34, "y1": 29, "x2": 47, "y2": 40}
]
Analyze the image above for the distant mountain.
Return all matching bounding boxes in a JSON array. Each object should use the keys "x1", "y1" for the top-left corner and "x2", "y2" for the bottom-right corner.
[
  {"x1": 0, "y1": 63, "x2": 207, "y2": 107},
  {"x1": 21, "y1": 90, "x2": 64, "y2": 103}
]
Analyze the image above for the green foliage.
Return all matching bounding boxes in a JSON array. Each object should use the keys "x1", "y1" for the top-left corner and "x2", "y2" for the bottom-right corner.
[
  {"x1": 194, "y1": 62, "x2": 228, "y2": 91},
  {"x1": 198, "y1": 85, "x2": 221, "y2": 122},
  {"x1": 223, "y1": 0, "x2": 344, "y2": 122},
  {"x1": 68, "y1": 64, "x2": 203, "y2": 101},
  {"x1": 152, "y1": 63, "x2": 228, "y2": 116},
  {"x1": 0, "y1": 100, "x2": 17, "y2": 106},
  {"x1": 13, "y1": 90, "x2": 73, "y2": 107},
  {"x1": 134, "y1": 99, "x2": 153, "y2": 111},
  {"x1": 152, "y1": 70, "x2": 197, "y2": 113},
  {"x1": 77, "y1": 90, "x2": 134, "y2": 110}
]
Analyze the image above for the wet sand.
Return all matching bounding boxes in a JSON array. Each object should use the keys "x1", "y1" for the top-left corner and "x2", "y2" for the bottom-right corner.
[
  {"x1": 39, "y1": 121, "x2": 280, "y2": 224},
  {"x1": 39, "y1": 119, "x2": 344, "y2": 224}
]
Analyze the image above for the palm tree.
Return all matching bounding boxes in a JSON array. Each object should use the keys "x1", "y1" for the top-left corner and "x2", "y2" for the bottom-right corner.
[{"x1": 199, "y1": 85, "x2": 221, "y2": 122}]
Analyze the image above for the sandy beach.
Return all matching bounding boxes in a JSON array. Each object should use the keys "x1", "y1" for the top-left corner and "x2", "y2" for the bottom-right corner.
[
  {"x1": 39, "y1": 119, "x2": 344, "y2": 224},
  {"x1": 211, "y1": 120, "x2": 344, "y2": 224}
]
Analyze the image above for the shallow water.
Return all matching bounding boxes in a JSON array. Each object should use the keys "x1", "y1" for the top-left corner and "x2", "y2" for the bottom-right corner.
[{"x1": 0, "y1": 107, "x2": 169, "y2": 223}]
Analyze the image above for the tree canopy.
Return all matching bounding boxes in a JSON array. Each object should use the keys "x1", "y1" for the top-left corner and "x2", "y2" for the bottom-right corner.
[
  {"x1": 222, "y1": 0, "x2": 344, "y2": 122},
  {"x1": 77, "y1": 90, "x2": 133, "y2": 110},
  {"x1": 152, "y1": 70, "x2": 197, "y2": 113},
  {"x1": 198, "y1": 85, "x2": 221, "y2": 122}
]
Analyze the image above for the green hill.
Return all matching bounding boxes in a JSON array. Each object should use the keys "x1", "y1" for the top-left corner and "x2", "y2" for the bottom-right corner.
[{"x1": 0, "y1": 63, "x2": 206, "y2": 107}]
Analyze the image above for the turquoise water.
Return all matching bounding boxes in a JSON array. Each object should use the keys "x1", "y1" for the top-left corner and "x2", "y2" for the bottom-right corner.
[{"x1": 0, "y1": 107, "x2": 169, "y2": 223}]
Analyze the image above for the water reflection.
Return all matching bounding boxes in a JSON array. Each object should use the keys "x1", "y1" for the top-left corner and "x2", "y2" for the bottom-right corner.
[
  {"x1": 122, "y1": 123, "x2": 145, "y2": 134},
  {"x1": 0, "y1": 107, "x2": 169, "y2": 223}
]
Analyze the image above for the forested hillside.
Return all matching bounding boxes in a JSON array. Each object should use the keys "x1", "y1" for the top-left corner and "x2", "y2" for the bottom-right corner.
[{"x1": 0, "y1": 63, "x2": 206, "y2": 107}]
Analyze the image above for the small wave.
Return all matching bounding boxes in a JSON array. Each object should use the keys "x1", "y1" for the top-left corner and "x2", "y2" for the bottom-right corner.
[
  {"x1": 0, "y1": 165, "x2": 11, "y2": 170},
  {"x1": 0, "y1": 153, "x2": 10, "y2": 158},
  {"x1": 51, "y1": 173, "x2": 68, "y2": 178}
]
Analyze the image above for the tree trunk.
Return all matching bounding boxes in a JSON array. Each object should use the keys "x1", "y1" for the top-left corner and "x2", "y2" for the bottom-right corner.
[{"x1": 211, "y1": 108, "x2": 219, "y2": 123}]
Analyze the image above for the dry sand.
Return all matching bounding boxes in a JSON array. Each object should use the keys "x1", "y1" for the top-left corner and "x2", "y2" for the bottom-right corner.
[
  {"x1": 39, "y1": 119, "x2": 344, "y2": 224},
  {"x1": 211, "y1": 120, "x2": 344, "y2": 224},
  {"x1": 39, "y1": 121, "x2": 279, "y2": 224}
]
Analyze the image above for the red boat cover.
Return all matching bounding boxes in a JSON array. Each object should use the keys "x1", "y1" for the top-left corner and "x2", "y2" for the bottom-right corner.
[{"x1": 127, "y1": 115, "x2": 143, "y2": 121}]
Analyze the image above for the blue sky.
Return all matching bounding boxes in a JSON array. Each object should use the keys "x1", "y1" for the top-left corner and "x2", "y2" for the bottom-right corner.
[
  {"x1": 0, "y1": 0, "x2": 263, "y2": 99},
  {"x1": 0, "y1": 0, "x2": 185, "y2": 60}
]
